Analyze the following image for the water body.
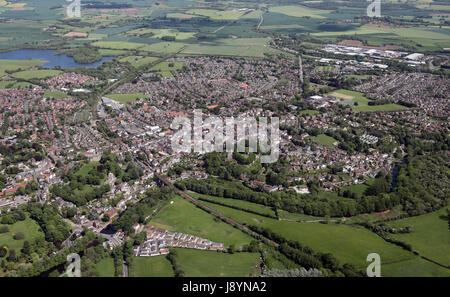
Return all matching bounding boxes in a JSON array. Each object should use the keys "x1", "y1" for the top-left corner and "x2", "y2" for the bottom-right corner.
[{"x1": 0, "y1": 49, "x2": 112, "y2": 69}]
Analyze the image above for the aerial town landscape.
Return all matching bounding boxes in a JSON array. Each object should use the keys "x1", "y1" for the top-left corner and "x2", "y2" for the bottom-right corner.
[{"x1": 0, "y1": 0, "x2": 448, "y2": 281}]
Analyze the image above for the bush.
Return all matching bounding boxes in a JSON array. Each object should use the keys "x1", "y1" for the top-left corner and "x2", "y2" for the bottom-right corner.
[
  {"x1": 0, "y1": 226, "x2": 8, "y2": 233},
  {"x1": 13, "y1": 232, "x2": 25, "y2": 240},
  {"x1": 0, "y1": 247, "x2": 6, "y2": 257}
]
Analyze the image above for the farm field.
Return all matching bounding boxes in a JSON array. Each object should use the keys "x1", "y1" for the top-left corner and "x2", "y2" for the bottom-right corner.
[
  {"x1": 92, "y1": 41, "x2": 146, "y2": 50},
  {"x1": 269, "y1": 5, "x2": 332, "y2": 19},
  {"x1": 174, "y1": 248, "x2": 260, "y2": 277},
  {"x1": 11, "y1": 69, "x2": 62, "y2": 80},
  {"x1": 147, "y1": 195, "x2": 253, "y2": 248},
  {"x1": 200, "y1": 201, "x2": 416, "y2": 269},
  {"x1": 149, "y1": 61, "x2": 184, "y2": 78},
  {"x1": 106, "y1": 93, "x2": 146, "y2": 104},
  {"x1": 140, "y1": 42, "x2": 186, "y2": 54},
  {"x1": 126, "y1": 28, "x2": 196, "y2": 41},
  {"x1": 95, "y1": 257, "x2": 115, "y2": 277},
  {"x1": 182, "y1": 38, "x2": 287, "y2": 58},
  {"x1": 311, "y1": 134, "x2": 339, "y2": 147},
  {"x1": 119, "y1": 56, "x2": 159, "y2": 67},
  {"x1": 382, "y1": 257, "x2": 450, "y2": 277},
  {"x1": 0, "y1": 59, "x2": 43, "y2": 76},
  {"x1": 0, "y1": 216, "x2": 44, "y2": 257},
  {"x1": 186, "y1": 9, "x2": 246, "y2": 20},
  {"x1": 189, "y1": 192, "x2": 276, "y2": 218},
  {"x1": 132, "y1": 256, "x2": 174, "y2": 277},
  {"x1": 384, "y1": 208, "x2": 450, "y2": 267}
]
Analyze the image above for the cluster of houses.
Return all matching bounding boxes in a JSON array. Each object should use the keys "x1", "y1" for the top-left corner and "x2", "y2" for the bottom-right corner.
[{"x1": 134, "y1": 226, "x2": 224, "y2": 257}]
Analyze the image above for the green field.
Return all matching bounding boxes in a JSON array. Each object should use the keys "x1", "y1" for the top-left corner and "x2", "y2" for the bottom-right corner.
[
  {"x1": 0, "y1": 217, "x2": 44, "y2": 257},
  {"x1": 315, "y1": 65, "x2": 335, "y2": 72},
  {"x1": 311, "y1": 134, "x2": 339, "y2": 147},
  {"x1": 149, "y1": 61, "x2": 184, "y2": 78},
  {"x1": 133, "y1": 256, "x2": 174, "y2": 277},
  {"x1": 95, "y1": 257, "x2": 115, "y2": 277},
  {"x1": 106, "y1": 93, "x2": 146, "y2": 104},
  {"x1": 148, "y1": 196, "x2": 252, "y2": 248},
  {"x1": 11, "y1": 69, "x2": 62, "y2": 80},
  {"x1": 385, "y1": 208, "x2": 450, "y2": 267},
  {"x1": 0, "y1": 59, "x2": 43, "y2": 76},
  {"x1": 182, "y1": 38, "x2": 287, "y2": 58},
  {"x1": 119, "y1": 56, "x2": 159, "y2": 68},
  {"x1": 353, "y1": 104, "x2": 409, "y2": 113},
  {"x1": 269, "y1": 5, "x2": 331, "y2": 19},
  {"x1": 140, "y1": 42, "x2": 186, "y2": 54},
  {"x1": 190, "y1": 192, "x2": 276, "y2": 218},
  {"x1": 92, "y1": 41, "x2": 146, "y2": 50},
  {"x1": 299, "y1": 109, "x2": 319, "y2": 116},
  {"x1": 328, "y1": 89, "x2": 371, "y2": 106},
  {"x1": 174, "y1": 248, "x2": 260, "y2": 277},
  {"x1": 382, "y1": 257, "x2": 450, "y2": 277},
  {"x1": 200, "y1": 201, "x2": 415, "y2": 269},
  {"x1": 187, "y1": 9, "x2": 246, "y2": 20},
  {"x1": 44, "y1": 91, "x2": 68, "y2": 99},
  {"x1": 127, "y1": 28, "x2": 196, "y2": 41}
]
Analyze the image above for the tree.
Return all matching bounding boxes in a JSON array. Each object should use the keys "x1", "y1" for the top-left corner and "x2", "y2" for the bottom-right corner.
[{"x1": 7, "y1": 249, "x2": 16, "y2": 262}]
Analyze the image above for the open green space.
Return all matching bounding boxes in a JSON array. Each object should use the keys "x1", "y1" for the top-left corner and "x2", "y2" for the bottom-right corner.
[
  {"x1": 384, "y1": 208, "x2": 450, "y2": 267},
  {"x1": 182, "y1": 38, "x2": 287, "y2": 58},
  {"x1": 190, "y1": 192, "x2": 276, "y2": 218},
  {"x1": 106, "y1": 93, "x2": 146, "y2": 104},
  {"x1": 382, "y1": 257, "x2": 450, "y2": 277},
  {"x1": 174, "y1": 248, "x2": 260, "y2": 277},
  {"x1": 311, "y1": 134, "x2": 339, "y2": 147},
  {"x1": 44, "y1": 91, "x2": 69, "y2": 99},
  {"x1": 269, "y1": 5, "x2": 332, "y2": 19},
  {"x1": 147, "y1": 195, "x2": 253, "y2": 248},
  {"x1": 186, "y1": 9, "x2": 246, "y2": 20},
  {"x1": 149, "y1": 61, "x2": 184, "y2": 78},
  {"x1": 0, "y1": 59, "x2": 44, "y2": 76},
  {"x1": 132, "y1": 256, "x2": 174, "y2": 277},
  {"x1": 200, "y1": 201, "x2": 416, "y2": 269},
  {"x1": 299, "y1": 109, "x2": 319, "y2": 116},
  {"x1": 119, "y1": 56, "x2": 159, "y2": 68},
  {"x1": 95, "y1": 257, "x2": 115, "y2": 277},
  {"x1": 11, "y1": 69, "x2": 62, "y2": 80},
  {"x1": 0, "y1": 216, "x2": 44, "y2": 257},
  {"x1": 353, "y1": 104, "x2": 409, "y2": 113}
]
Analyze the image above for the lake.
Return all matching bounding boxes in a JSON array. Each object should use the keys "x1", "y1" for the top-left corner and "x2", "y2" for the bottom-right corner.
[{"x1": 0, "y1": 49, "x2": 112, "y2": 69}]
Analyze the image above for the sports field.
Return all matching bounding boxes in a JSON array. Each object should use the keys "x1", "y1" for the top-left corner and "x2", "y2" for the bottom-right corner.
[
  {"x1": 106, "y1": 93, "x2": 146, "y2": 104},
  {"x1": 174, "y1": 248, "x2": 260, "y2": 277},
  {"x1": 311, "y1": 134, "x2": 339, "y2": 147}
]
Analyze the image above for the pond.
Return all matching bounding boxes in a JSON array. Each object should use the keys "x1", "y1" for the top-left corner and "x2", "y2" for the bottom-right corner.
[{"x1": 0, "y1": 49, "x2": 112, "y2": 69}]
